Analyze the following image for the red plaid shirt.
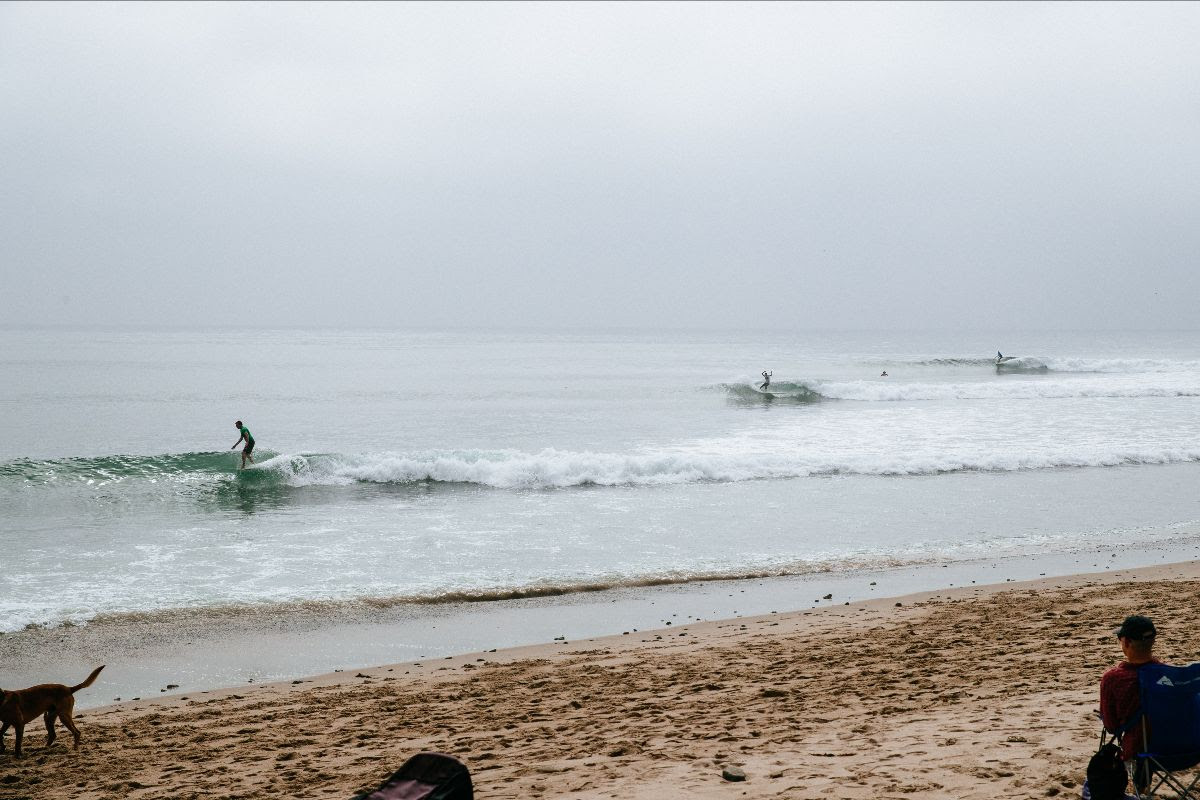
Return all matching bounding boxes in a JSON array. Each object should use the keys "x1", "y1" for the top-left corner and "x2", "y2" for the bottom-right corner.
[{"x1": 1100, "y1": 659, "x2": 1162, "y2": 760}]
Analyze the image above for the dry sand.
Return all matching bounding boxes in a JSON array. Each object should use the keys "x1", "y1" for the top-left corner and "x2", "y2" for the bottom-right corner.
[{"x1": 4, "y1": 562, "x2": 1200, "y2": 799}]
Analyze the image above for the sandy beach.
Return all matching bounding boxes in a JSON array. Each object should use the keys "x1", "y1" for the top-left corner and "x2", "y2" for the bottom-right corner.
[
  {"x1": 4, "y1": 562, "x2": 1198, "y2": 800},
  {"x1": 7, "y1": 1, "x2": 1200, "y2": 797}
]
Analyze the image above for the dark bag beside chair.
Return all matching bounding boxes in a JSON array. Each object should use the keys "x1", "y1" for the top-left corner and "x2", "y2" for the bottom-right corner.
[{"x1": 350, "y1": 752, "x2": 473, "y2": 800}]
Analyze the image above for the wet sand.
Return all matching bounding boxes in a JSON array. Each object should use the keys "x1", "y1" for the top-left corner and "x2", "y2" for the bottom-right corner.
[
  {"x1": 4, "y1": 561, "x2": 1199, "y2": 799},
  {"x1": 8, "y1": 538, "x2": 1193, "y2": 710}
]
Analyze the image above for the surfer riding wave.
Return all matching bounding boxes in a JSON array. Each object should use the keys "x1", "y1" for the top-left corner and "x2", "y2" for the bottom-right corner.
[{"x1": 231, "y1": 420, "x2": 255, "y2": 469}]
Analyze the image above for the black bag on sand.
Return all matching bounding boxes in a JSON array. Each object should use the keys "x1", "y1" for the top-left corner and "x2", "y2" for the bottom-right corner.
[
  {"x1": 1085, "y1": 731, "x2": 1128, "y2": 800},
  {"x1": 350, "y1": 752, "x2": 473, "y2": 800}
]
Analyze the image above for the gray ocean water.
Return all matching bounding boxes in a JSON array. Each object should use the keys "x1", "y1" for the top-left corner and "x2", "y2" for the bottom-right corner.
[{"x1": 4, "y1": 327, "x2": 1200, "y2": 637}]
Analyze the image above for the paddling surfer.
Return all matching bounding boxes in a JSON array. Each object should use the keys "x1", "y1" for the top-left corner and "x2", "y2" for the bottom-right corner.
[
  {"x1": 231, "y1": 420, "x2": 255, "y2": 469},
  {"x1": 759, "y1": 370, "x2": 772, "y2": 390}
]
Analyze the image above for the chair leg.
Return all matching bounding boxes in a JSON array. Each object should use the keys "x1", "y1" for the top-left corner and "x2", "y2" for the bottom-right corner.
[
  {"x1": 1129, "y1": 758, "x2": 1151, "y2": 798},
  {"x1": 1145, "y1": 767, "x2": 1198, "y2": 799}
]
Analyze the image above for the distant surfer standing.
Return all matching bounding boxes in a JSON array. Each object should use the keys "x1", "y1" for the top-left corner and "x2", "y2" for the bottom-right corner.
[
  {"x1": 759, "y1": 370, "x2": 772, "y2": 390},
  {"x1": 231, "y1": 420, "x2": 255, "y2": 469}
]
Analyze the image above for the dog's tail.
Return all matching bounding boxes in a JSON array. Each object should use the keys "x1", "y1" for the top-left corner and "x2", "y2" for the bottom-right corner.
[{"x1": 71, "y1": 665, "x2": 105, "y2": 694}]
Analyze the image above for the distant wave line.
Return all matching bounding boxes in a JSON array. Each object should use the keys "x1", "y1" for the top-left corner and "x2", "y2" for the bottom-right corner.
[
  {"x1": 873, "y1": 356, "x2": 1200, "y2": 373},
  {"x1": 719, "y1": 378, "x2": 1200, "y2": 403}
]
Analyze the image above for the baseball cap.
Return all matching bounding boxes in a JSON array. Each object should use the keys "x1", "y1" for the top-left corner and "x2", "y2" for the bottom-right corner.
[{"x1": 1115, "y1": 615, "x2": 1156, "y2": 641}]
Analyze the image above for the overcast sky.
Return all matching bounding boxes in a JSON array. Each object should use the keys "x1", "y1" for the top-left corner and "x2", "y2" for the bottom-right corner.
[{"x1": 2, "y1": 1, "x2": 1198, "y2": 330}]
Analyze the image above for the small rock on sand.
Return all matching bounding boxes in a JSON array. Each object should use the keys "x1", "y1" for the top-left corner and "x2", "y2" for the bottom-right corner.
[{"x1": 722, "y1": 765, "x2": 747, "y2": 781}]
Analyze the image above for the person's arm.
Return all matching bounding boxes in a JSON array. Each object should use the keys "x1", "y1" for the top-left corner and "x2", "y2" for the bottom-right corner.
[
  {"x1": 1099, "y1": 668, "x2": 1137, "y2": 733},
  {"x1": 1099, "y1": 674, "x2": 1115, "y2": 731},
  {"x1": 232, "y1": 431, "x2": 246, "y2": 449}
]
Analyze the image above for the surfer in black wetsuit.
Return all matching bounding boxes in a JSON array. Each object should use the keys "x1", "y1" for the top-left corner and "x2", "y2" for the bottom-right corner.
[
  {"x1": 759, "y1": 371, "x2": 772, "y2": 390},
  {"x1": 231, "y1": 420, "x2": 255, "y2": 469}
]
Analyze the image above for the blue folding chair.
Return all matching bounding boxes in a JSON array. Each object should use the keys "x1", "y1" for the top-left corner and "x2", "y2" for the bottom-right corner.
[{"x1": 1133, "y1": 662, "x2": 1200, "y2": 798}]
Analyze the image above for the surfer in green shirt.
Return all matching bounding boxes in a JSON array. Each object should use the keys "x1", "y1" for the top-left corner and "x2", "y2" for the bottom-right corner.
[{"x1": 231, "y1": 420, "x2": 255, "y2": 469}]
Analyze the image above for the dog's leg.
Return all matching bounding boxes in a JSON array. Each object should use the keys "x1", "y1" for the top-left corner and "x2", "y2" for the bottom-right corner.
[
  {"x1": 59, "y1": 711, "x2": 81, "y2": 750},
  {"x1": 43, "y1": 709, "x2": 57, "y2": 747},
  {"x1": 55, "y1": 696, "x2": 80, "y2": 749},
  {"x1": 13, "y1": 721, "x2": 23, "y2": 758},
  {"x1": 0, "y1": 720, "x2": 7, "y2": 752}
]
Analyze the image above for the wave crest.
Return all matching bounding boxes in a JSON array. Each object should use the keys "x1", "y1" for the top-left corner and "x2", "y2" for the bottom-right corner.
[
  {"x1": 9, "y1": 439, "x2": 1200, "y2": 493},
  {"x1": 896, "y1": 355, "x2": 1200, "y2": 373},
  {"x1": 909, "y1": 357, "x2": 997, "y2": 367},
  {"x1": 718, "y1": 382, "x2": 825, "y2": 402},
  {"x1": 202, "y1": 446, "x2": 1200, "y2": 488},
  {"x1": 0, "y1": 451, "x2": 240, "y2": 483},
  {"x1": 810, "y1": 378, "x2": 1200, "y2": 402}
]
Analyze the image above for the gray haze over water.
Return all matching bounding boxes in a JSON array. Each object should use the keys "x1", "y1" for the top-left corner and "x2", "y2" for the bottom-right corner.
[{"x1": 3, "y1": 1, "x2": 1199, "y2": 331}]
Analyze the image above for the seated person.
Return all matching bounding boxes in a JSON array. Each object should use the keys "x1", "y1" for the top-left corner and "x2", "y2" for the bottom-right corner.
[{"x1": 1100, "y1": 614, "x2": 1162, "y2": 788}]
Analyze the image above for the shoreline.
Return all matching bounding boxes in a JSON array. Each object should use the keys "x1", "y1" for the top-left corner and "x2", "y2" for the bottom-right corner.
[
  {"x1": 81, "y1": 556, "x2": 1200, "y2": 715},
  {"x1": 5, "y1": 559, "x2": 1200, "y2": 798},
  {"x1": 4, "y1": 535, "x2": 1200, "y2": 710}
]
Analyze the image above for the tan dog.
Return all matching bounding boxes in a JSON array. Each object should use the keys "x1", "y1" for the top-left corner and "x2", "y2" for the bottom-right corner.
[{"x1": 0, "y1": 665, "x2": 104, "y2": 758}]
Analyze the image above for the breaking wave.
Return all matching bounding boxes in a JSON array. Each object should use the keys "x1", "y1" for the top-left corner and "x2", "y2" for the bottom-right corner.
[
  {"x1": 719, "y1": 375, "x2": 1200, "y2": 403},
  {"x1": 241, "y1": 447, "x2": 1200, "y2": 487},
  {"x1": 897, "y1": 355, "x2": 1200, "y2": 373},
  {"x1": 8, "y1": 443, "x2": 1200, "y2": 493},
  {"x1": 994, "y1": 357, "x2": 1051, "y2": 373},
  {"x1": 1036, "y1": 357, "x2": 1200, "y2": 373},
  {"x1": 719, "y1": 381, "x2": 825, "y2": 402},
  {"x1": 810, "y1": 377, "x2": 1200, "y2": 402}
]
